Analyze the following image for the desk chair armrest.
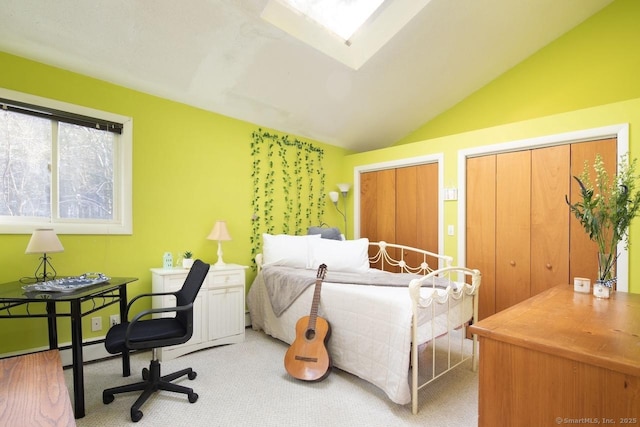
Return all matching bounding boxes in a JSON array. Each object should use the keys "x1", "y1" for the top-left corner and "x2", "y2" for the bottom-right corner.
[
  {"x1": 124, "y1": 291, "x2": 179, "y2": 319},
  {"x1": 128, "y1": 303, "x2": 192, "y2": 324}
]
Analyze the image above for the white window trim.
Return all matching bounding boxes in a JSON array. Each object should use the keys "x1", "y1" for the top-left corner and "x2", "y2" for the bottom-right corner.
[{"x1": 0, "y1": 87, "x2": 133, "y2": 235}]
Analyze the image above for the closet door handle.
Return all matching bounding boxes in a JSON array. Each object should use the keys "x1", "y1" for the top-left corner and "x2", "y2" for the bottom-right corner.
[
  {"x1": 546, "y1": 263, "x2": 552, "y2": 270},
  {"x1": 510, "y1": 260, "x2": 516, "y2": 266}
]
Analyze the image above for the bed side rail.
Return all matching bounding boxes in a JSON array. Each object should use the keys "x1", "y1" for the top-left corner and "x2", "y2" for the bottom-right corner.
[{"x1": 368, "y1": 241, "x2": 453, "y2": 274}]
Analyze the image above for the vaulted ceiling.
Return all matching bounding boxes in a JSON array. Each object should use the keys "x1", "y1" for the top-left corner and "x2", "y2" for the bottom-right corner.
[{"x1": 0, "y1": 0, "x2": 613, "y2": 152}]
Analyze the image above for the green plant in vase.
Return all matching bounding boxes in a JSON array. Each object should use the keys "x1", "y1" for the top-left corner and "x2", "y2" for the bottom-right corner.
[{"x1": 566, "y1": 153, "x2": 640, "y2": 295}]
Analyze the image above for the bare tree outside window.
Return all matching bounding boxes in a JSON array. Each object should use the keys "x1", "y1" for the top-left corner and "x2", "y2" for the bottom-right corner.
[
  {"x1": 0, "y1": 110, "x2": 115, "y2": 222},
  {"x1": 0, "y1": 111, "x2": 52, "y2": 218},
  {"x1": 59, "y1": 123, "x2": 114, "y2": 220},
  {"x1": 0, "y1": 90, "x2": 131, "y2": 235}
]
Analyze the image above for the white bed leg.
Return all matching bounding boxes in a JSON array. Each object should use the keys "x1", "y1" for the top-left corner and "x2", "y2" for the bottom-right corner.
[{"x1": 411, "y1": 313, "x2": 419, "y2": 415}]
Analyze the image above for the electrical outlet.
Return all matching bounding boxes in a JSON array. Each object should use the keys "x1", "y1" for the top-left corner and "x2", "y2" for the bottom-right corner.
[
  {"x1": 91, "y1": 316, "x2": 102, "y2": 332},
  {"x1": 110, "y1": 314, "x2": 120, "y2": 327}
]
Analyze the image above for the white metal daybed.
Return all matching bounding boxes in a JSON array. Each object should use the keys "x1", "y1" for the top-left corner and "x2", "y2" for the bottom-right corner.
[{"x1": 247, "y1": 235, "x2": 481, "y2": 414}]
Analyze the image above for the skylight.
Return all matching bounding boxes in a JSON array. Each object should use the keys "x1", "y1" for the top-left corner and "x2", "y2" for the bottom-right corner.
[
  {"x1": 262, "y1": 0, "x2": 433, "y2": 70},
  {"x1": 282, "y1": 0, "x2": 386, "y2": 41}
]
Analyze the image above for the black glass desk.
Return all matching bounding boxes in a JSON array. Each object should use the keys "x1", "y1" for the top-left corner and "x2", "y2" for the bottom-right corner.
[{"x1": 0, "y1": 277, "x2": 138, "y2": 419}]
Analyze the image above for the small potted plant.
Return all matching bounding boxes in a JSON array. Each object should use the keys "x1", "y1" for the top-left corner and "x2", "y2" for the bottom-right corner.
[{"x1": 182, "y1": 251, "x2": 194, "y2": 269}]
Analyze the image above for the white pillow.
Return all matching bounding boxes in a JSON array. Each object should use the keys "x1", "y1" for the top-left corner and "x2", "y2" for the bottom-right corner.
[
  {"x1": 308, "y1": 237, "x2": 370, "y2": 273},
  {"x1": 262, "y1": 233, "x2": 320, "y2": 268}
]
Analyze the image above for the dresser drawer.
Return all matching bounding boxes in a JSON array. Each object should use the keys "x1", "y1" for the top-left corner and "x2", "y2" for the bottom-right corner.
[
  {"x1": 164, "y1": 274, "x2": 188, "y2": 292},
  {"x1": 208, "y1": 271, "x2": 244, "y2": 288}
]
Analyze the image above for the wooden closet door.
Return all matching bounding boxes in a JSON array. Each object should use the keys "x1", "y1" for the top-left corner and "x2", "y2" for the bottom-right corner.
[
  {"x1": 361, "y1": 164, "x2": 439, "y2": 270},
  {"x1": 416, "y1": 163, "x2": 439, "y2": 256},
  {"x1": 396, "y1": 163, "x2": 439, "y2": 268},
  {"x1": 360, "y1": 169, "x2": 396, "y2": 263},
  {"x1": 466, "y1": 155, "x2": 496, "y2": 320},
  {"x1": 530, "y1": 145, "x2": 570, "y2": 296},
  {"x1": 360, "y1": 171, "x2": 378, "y2": 242},
  {"x1": 495, "y1": 151, "x2": 531, "y2": 312},
  {"x1": 569, "y1": 138, "x2": 617, "y2": 282},
  {"x1": 396, "y1": 166, "x2": 417, "y2": 248}
]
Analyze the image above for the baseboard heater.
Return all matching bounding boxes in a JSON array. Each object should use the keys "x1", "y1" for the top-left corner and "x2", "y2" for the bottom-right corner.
[
  {"x1": 0, "y1": 336, "x2": 114, "y2": 368},
  {"x1": 3, "y1": 312, "x2": 255, "y2": 366}
]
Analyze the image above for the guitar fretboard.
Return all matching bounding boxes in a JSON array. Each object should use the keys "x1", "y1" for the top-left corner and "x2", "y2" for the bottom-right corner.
[
  {"x1": 307, "y1": 264, "x2": 327, "y2": 332},
  {"x1": 308, "y1": 279, "x2": 322, "y2": 331}
]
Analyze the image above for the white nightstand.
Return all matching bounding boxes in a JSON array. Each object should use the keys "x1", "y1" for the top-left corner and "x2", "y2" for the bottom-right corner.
[{"x1": 150, "y1": 264, "x2": 247, "y2": 361}]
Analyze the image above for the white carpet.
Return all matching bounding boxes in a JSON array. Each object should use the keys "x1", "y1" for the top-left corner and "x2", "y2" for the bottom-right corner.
[{"x1": 65, "y1": 329, "x2": 478, "y2": 426}]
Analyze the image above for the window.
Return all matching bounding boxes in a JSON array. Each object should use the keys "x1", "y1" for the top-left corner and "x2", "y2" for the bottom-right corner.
[
  {"x1": 281, "y1": 0, "x2": 386, "y2": 41},
  {"x1": 261, "y1": 0, "x2": 432, "y2": 70},
  {"x1": 0, "y1": 88, "x2": 132, "y2": 234}
]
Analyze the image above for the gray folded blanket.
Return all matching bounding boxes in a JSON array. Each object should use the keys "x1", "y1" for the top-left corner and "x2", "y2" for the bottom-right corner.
[{"x1": 257, "y1": 265, "x2": 449, "y2": 317}]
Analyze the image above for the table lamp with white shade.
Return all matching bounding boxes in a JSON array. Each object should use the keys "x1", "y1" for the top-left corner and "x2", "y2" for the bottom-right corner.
[
  {"x1": 207, "y1": 220, "x2": 232, "y2": 266},
  {"x1": 25, "y1": 228, "x2": 64, "y2": 281}
]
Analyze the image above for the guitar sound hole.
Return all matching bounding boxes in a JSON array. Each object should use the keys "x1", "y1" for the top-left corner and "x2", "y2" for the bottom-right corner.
[{"x1": 305, "y1": 329, "x2": 316, "y2": 340}]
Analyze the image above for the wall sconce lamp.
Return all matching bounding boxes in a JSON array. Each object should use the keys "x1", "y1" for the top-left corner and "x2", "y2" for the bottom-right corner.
[
  {"x1": 329, "y1": 183, "x2": 350, "y2": 236},
  {"x1": 25, "y1": 228, "x2": 64, "y2": 282},
  {"x1": 207, "y1": 220, "x2": 232, "y2": 266}
]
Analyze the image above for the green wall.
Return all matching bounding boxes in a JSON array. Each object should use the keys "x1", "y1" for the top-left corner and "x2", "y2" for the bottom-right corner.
[
  {"x1": 2, "y1": 0, "x2": 640, "y2": 354},
  {"x1": 345, "y1": 0, "x2": 640, "y2": 293},
  {"x1": 395, "y1": 0, "x2": 640, "y2": 145},
  {"x1": 0, "y1": 52, "x2": 349, "y2": 354}
]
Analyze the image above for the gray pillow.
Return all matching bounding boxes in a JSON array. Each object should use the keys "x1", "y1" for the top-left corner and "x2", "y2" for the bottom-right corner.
[{"x1": 307, "y1": 226, "x2": 342, "y2": 240}]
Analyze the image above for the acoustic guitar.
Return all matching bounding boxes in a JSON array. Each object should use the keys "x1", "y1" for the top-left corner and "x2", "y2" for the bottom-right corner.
[{"x1": 284, "y1": 263, "x2": 332, "y2": 382}]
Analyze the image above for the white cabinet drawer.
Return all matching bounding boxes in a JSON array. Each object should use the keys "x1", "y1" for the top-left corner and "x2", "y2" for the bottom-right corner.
[
  {"x1": 164, "y1": 275, "x2": 187, "y2": 292},
  {"x1": 208, "y1": 271, "x2": 244, "y2": 288}
]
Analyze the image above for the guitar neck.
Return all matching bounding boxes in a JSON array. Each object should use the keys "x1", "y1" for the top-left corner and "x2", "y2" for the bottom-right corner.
[{"x1": 308, "y1": 278, "x2": 323, "y2": 330}]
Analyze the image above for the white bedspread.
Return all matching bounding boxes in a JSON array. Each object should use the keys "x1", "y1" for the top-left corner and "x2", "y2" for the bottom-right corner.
[{"x1": 247, "y1": 269, "x2": 473, "y2": 405}]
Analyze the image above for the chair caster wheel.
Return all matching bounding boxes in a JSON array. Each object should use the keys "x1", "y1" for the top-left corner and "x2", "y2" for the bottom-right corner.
[
  {"x1": 131, "y1": 409, "x2": 143, "y2": 422},
  {"x1": 188, "y1": 392, "x2": 198, "y2": 403},
  {"x1": 103, "y1": 393, "x2": 114, "y2": 404},
  {"x1": 188, "y1": 371, "x2": 197, "y2": 380},
  {"x1": 142, "y1": 368, "x2": 149, "y2": 380}
]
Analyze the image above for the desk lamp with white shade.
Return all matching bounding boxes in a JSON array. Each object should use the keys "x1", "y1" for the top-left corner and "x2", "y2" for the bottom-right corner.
[{"x1": 25, "y1": 228, "x2": 64, "y2": 281}]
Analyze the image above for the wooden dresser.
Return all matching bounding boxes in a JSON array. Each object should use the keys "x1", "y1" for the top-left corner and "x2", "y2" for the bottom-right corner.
[{"x1": 470, "y1": 284, "x2": 639, "y2": 427}]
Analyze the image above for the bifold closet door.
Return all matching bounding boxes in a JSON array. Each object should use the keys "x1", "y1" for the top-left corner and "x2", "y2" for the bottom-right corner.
[
  {"x1": 530, "y1": 145, "x2": 570, "y2": 296},
  {"x1": 466, "y1": 155, "x2": 496, "y2": 320},
  {"x1": 396, "y1": 164, "x2": 439, "y2": 267},
  {"x1": 569, "y1": 138, "x2": 617, "y2": 282},
  {"x1": 466, "y1": 137, "x2": 617, "y2": 319},
  {"x1": 360, "y1": 164, "x2": 439, "y2": 269},
  {"x1": 360, "y1": 169, "x2": 396, "y2": 265},
  {"x1": 495, "y1": 151, "x2": 531, "y2": 313}
]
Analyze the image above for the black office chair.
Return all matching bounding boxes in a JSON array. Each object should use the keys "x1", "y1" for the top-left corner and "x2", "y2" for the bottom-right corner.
[{"x1": 103, "y1": 259, "x2": 210, "y2": 422}]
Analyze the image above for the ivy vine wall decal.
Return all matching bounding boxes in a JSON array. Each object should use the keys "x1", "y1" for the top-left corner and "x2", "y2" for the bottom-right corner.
[{"x1": 250, "y1": 129, "x2": 326, "y2": 267}]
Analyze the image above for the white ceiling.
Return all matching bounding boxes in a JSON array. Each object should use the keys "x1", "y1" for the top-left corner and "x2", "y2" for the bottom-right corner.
[{"x1": 0, "y1": 0, "x2": 612, "y2": 152}]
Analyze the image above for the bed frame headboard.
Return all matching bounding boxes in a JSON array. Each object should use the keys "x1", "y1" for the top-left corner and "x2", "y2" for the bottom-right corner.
[{"x1": 254, "y1": 240, "x2": 454, "y2": 274}]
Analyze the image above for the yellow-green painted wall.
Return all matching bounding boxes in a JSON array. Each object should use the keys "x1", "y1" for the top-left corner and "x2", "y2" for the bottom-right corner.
[
  {"x1": 345, "y1": 0, "x2": 640, "y2": 293},
  {"x1": 0, "y1": 52, "x2": 349, "y2": 354},
  {"x1": 395, "y1": 0, "x2": 640, "y2": 145},
  {"x1": 3, "y1": 0, "x2": 640, "y2": 355}
]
